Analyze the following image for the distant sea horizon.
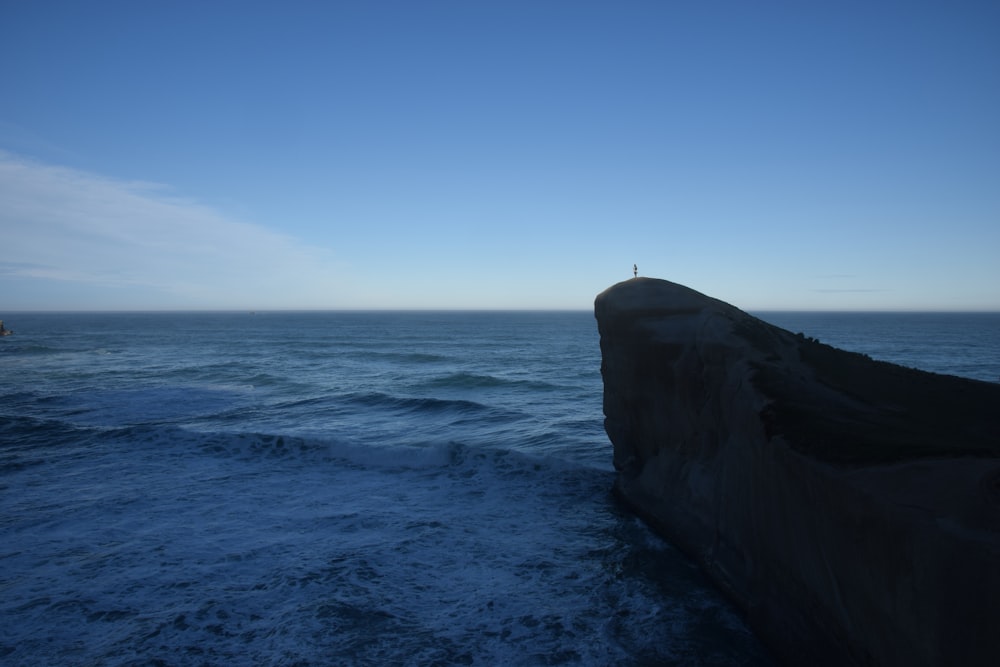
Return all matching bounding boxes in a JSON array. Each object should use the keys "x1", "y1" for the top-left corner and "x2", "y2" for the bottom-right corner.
[
  {"x1": 3, "y1": 310, "x2": 997, "y2": 387},
  {"x1": 4, "y1": 307, "x2": 1000, "y2": 311}
]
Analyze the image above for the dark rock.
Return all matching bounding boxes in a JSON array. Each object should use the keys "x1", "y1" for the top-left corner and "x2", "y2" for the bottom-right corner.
[{"x1": 595, "y1": 277, "x2": 1000, "y2": 667}]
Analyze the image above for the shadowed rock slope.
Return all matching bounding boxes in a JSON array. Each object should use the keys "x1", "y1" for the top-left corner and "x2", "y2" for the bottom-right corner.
[{"x1": 595, "y1": 278, "x2": 1000, "y2": 667}]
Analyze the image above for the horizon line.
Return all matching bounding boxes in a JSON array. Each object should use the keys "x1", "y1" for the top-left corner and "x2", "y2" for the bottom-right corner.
[{"x1": 3, "y1": 307, "x2": 1000, "y2": 315}]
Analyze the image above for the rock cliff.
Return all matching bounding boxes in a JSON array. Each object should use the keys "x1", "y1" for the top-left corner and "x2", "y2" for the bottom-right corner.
[{"x1": 595, "y1": 278, "x2": 1000, "y2": 667}]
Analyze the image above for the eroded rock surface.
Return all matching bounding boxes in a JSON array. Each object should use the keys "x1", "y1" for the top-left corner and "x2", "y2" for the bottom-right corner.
[{"x1": 595, "y1": 277, "x2": 1000, "y2": 667}]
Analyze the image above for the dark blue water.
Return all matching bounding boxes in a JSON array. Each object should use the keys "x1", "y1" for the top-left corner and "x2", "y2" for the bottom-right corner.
[
  {"x1": 0, "y1": 311, "x2": 771, "y2": 666},
  {"x1": 1, "y1": 310, "x2": 996, "y2": 665}
]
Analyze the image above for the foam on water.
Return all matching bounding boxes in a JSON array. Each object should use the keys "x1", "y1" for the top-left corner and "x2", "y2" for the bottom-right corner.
[{"x1": 0, "y1": 419, "x2": 767, "y2": 665}]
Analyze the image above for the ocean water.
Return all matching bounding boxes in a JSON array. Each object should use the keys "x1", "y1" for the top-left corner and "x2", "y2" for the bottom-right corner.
[
  {"x1": 0, "y1": 311, "x2": 770, "y2": 666},
  {"x1": 754, "y1": 311, "x2": 1000, "y2": 384},
  {"x1": 1, "y1": 310, "x2": 996, "y2": 666}
]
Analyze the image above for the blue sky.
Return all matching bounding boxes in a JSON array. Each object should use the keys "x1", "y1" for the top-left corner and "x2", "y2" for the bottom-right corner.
[{"x1": 1, "y1": 1, "x2": 998, "y2": 310}]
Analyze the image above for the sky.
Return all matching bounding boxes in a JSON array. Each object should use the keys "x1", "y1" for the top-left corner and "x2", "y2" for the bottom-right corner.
[{"x1": 1, "y1": 1, "x2": 998, "y2": 311}]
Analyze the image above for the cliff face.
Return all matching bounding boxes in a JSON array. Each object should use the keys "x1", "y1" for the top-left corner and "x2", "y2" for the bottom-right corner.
[{"x1": 595, "y1": 278, "x2": 1000, "y2": 667}]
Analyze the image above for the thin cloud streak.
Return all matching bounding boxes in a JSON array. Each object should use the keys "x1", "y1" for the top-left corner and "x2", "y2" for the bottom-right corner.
[
  {"x1": 0, "y1": 152, "x2": 354, "y2": 309},
  {"x1": 812, "y1": 289, "x2": 888, "y2": 294}
]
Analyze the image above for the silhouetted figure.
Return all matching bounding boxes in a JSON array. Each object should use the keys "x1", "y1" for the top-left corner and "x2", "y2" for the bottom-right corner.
[{"x1": 633, "y1": 264, "x2": 638, "y2": 278}]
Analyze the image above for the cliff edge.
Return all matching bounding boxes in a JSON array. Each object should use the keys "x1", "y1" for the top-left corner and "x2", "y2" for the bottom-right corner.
[{"x1": 595, "y1": 278, "x2": 1000, "y2": 667}]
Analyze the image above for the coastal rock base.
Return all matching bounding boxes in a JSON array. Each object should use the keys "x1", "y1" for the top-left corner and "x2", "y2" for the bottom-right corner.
[{"x1": 595, "y1": 278, "x2": 1000, "y2": 667}]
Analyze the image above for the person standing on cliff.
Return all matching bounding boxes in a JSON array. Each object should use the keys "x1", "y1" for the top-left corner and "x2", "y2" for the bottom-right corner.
[{"x1": 633, "y1": 264, "x2": 637, "y2": 278}]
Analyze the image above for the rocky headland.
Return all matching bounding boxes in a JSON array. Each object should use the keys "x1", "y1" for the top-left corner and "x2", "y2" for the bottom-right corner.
[{"x1": 595, "y1": 278, "x2": 1000, "y2": 666}]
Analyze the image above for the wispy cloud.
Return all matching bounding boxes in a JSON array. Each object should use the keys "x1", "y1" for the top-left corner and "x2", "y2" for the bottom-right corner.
[
  {"x1": 0, "y1": 151, "x2": 352, "y2": 308},
  {"x1": 811, "y1": 288, "x2": 888, "y2": 293}
]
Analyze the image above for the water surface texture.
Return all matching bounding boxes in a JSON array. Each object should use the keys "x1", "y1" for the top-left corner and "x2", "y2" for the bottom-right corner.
[
  {"x1": 1, "y1": 312, "x2": 772, "y2": 665},
  {"x1": 3, "y1": 310, "x2": 996, "y2": 665}
]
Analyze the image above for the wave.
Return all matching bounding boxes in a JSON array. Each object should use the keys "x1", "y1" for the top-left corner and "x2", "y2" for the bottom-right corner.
[
  {"x1": 0, "y1": 342, "x2": 89, "y2": 357},
  {"x1": 341, "y1": 390, "x2": 494, "y2": 417},
  {"x1": 344, "y1": 349, "x2": 450, "y2": 364},
  {"x1": 74, "y1": 386, "x2": 251, "y2": 427},
  {"x1": 415, "y1": 371, "x2": 559, "y2": 392},
  {"x1": 0, "y1": 415, "x2": 97, "y2": 473},
  {"x1": 1, "y1": 410, "x2": 601, "y2": 480}
]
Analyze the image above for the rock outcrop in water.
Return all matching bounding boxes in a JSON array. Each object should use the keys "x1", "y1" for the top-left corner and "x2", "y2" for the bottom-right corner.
[{"x1": 595, "y1": 278, "x2": 1000, "y2": 667}]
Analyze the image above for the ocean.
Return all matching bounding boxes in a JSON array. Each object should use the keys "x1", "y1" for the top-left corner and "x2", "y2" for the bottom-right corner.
[
  {"x1": 755, "y1": 311, "x2": 1000, "y2": 384},
  {"x1": 1, "y1": 310, "x2": 997, "y2": 666}
]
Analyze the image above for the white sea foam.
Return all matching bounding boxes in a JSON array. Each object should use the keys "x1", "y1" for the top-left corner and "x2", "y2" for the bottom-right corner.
[{"x1": 0, "y1": 425, "x2": 765, "y2": 665}]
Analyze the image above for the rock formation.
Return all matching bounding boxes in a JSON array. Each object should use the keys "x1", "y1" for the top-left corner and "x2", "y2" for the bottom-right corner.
[{"x1": 595, "y1": 278, "x2": 1000, "y2": 667}]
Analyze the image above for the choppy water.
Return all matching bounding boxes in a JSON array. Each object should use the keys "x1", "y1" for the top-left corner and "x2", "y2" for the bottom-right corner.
[
  {"x1": 2, "y1": 309, "x2": 996, "y2": 665},
  {"x1": 1, "y1": 311, "x2": 770, "y2": 666}
]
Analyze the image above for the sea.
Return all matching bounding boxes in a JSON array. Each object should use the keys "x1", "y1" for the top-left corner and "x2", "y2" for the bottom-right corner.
[{"x1": 1, "y1": 310, "x2": 997, "y2": 666}]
